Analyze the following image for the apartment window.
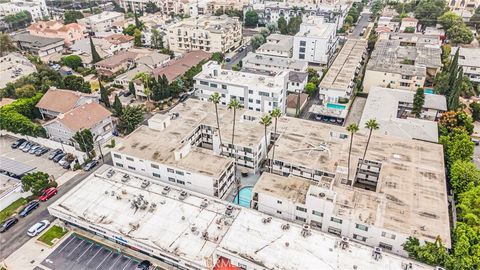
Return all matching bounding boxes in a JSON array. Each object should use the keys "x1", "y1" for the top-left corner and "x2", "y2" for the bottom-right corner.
[
  {"x1": 296, "y1": 206, "x2": 307, "y2": 212},
  {"x1": 168, "y1": 177, "x2": 175, "y2": 182},
  {"x1": 277, "y1": 200, "x2": 282, "y2": 204},
  {"x1": 276, "y1": 210, "x2": 282, "y2": 214},
  {"x1": 299, "y1": 47, "x2": 306, "y2": 53},
  {"x1": 328, "y1": 227, "x2": 342, "y2": 236},
  {"x1": 113, "y1": 153, "x2": 121, "y2": 158},
  {"x1": 295, "y1": 216, "x2": 306, "y2": 222},
  {"x1": 256, "y1": 108, "x2": 260, "y2": 111},
  {"x1": 312, "y1": 210, "x2": 323, "y2": 217},
  {"x1": 221, "y1": 93, "x2": 226, "y2": 98},
  {"x1": 200, "y1": 81, "x2": 209, "y2": 85},
  {"x1": 353, "y1": 234, "x2": 367, "y2": 242},
  {"x1": 300, "y1": 41, "x2": 306, "y2": 46},
  {"x1": 222, "y1": 84, "x2": 227, "y2": 89},
  {"x1": 256, "y1": 99, "x2": 261, "y2": 104},
  {"x1": 299, "y1": 54, "x2": 305, "y2": 59},
  {"x1": 151, "y1": 164, "x2": 159, "y2": 169},
  {"x1": 248, "y1": 98, "x2": 253, "y2": 103},
  {"x1": 356, "y1": 224, "x2": 369, "y2": 231},
  {"x1": 248, "y1": 90, "x2": 253, "y2": 94},
  {"x1": 330, "y1": 217, "x2": 343, "y2": 224},
  {"x1": 381, "y1": 231, "x2": 396, "y2": 240},
  {"x1": 127, "y1": 166, "x2": 136, "y2": 170},
  {"x1": 258, "y1": 91, "x2": 269, "y2": 97},
  {"x1": 176, "y1": 171, "x2": 184, "y2": 176},
  {"x1": 126, "y1": 157, "x2": 134, "y2": 161},
  {"x1": 210, "y1": 83, "x2": 218, "y2": 88},
  {"x1": 167, "y1": 168, "x2": 174, "y2": 173},
  {"x1": 176, "y1": 180, "x2": 185, "y2": 185},
  {"x1": 379, "y1": 242, "x2": 393, "y2": 251},
  {"x1": 152, "y1": 172, "x2": 161, "y2": 178},
  {"x1": 115, "y1": 163, "x2": 123, "y2": 167}
]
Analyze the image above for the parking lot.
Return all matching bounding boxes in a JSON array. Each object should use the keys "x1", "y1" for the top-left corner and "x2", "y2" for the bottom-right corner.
[
  {"x1": 41, "y1": 234, "x2": 143, "y2": 270},
  {"x1": 0, "y1": 136, "x2": 68, "y2": 180}
]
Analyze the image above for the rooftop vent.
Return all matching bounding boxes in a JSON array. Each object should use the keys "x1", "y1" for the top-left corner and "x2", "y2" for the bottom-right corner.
[
  {"x1": 200, "y1": 198, "x2": 208, "y2": 208},
  {"x1": 281, "y1": 224, "x2": 290, "y2": 230},
  {"x1": 340, "y1": 237, "x2": 350, "y2": 249},
  {"x1": 225, "y1": 205, "x2": 234, "y2": 216},
  {"x1": 301, "y1": 224, "x2": 311, "y2": 237},
  {"x1": 121, "y1": 174, "x2": 130, "y2": 182},
  {"x1": 402, "y1": 262, "x2": 413, "y2": 269},
  {"x1": 262, "y1": 217, "x2": 272, "y2": 224},
  {"x1": 141, "y1": 180, "x2": 150, "y2": 188},
  {"x1": 372, "y1": 246, "x2": 382, "y2": 261},
  {"x1": 162, "y1": 186, "x2": 171, "y2": 195},
  {"x1": 179, "y1": 191, "x2": 188, "y2": 200}
]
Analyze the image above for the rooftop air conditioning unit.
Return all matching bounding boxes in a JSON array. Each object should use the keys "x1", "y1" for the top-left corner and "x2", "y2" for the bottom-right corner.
[
  {"x1": 262, "y1": 217, "x2": 272, "y2": 224},
  {"x1": 281, "y1": 224, "x2": 290, "y2": 230},
  {"x1": 372, "y1": 246, "x2": 382, "y2": 261},
  {"x1": 162, "y1": 186, "x2": 171, "y2": 195},
  {"x1": 179, "y1": 191, "x2": 188, "y2": 200},
  {"x1": 301, "y1": 225, "x2": 311, "y2": 237},
  {"x1": 225, "y1": 205, "x2": 234, "y2": 216},
  {"x1": 200, "y1": 198, "x2": 208, "y2": 208},
  {"x1": 340, "y1": 237, "x2": 349, "y2": 249}
]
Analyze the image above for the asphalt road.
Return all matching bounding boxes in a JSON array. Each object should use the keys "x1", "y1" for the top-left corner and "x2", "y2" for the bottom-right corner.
[
  {"x1": 0, "y1": 155, "x2": 112, "y2": 261},
  {"x1": 224, "y1": 45, "x2": 252, "y2": 70},
  {"x1": 350, "y1": 12, "x2": 372, "y2": 38}
]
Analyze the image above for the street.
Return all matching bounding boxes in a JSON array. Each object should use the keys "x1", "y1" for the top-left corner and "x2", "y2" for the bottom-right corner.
[
  {"x1": 0, "y1": 155, "x2": 112, "y2": 261},
  {"x1": 224, "y1": 45, "x2": 252, "y2": 70},
  {"x1": 349, "y1": 12, "x2": 372, "y2": 39}
]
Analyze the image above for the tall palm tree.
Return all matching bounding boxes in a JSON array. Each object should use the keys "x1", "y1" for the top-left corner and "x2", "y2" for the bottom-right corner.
[
  {"x1": 209, "y1": 92, "x2": 223, "y2": 152},
  {"x1": 346, "y1": 123, "x2": 359, "y2": 185},
  {"x1": 259, "y1": 114, "x2": 272, "y2": 172},
  {"x1": 270, "y1": 108, "x2": 282, "y2": 172},
  {"x1": 228, "y1": 98, "x2": 241, "y2": 203},
  {"x1": 362, "y1": 119, "x2": 379, "y2": 163}
]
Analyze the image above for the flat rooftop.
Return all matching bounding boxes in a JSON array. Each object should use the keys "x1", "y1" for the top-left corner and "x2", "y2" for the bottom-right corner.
[
  {"x1": 360, "y1": 87, "x2": 447, "y2": 142},
  {"x1": 271, "y1": 117, "x2": 450, "y2": 246},
  {"x1": 452, "y1": 47, "x2": 480, "y2": 68},
  {"x1": 242, "y1": 52, "x2": 308, "y2": 71},
  {"x1": 296, "y1": 19, "x2": 336, "y2": 38},
  {"x1": 319, "y1": 39, "x2": 366, "y2": 91},
  {"x1": 171, "y1": 14, "x2": 239, "y2": 33},
  {"x1": 0, "y1": 53, "x2": 37, "y2": 88},
  {"x1": 257, "y1": 34, "x2": 293, "y2": 53},
  {"x1": 253, "y1": 173, "x2": 310, "y2": 204},
  {"x1": 49, "y1": 165, "x2": 435, "y2": 270}
]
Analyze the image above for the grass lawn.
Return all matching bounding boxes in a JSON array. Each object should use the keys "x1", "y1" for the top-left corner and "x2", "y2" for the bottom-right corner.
[
  {"x1": 0, "y1": 198, "x2": 28, "y2": 221},
  {"x1": 38, "y1": 225, "x2": 69, "y2": 246}
]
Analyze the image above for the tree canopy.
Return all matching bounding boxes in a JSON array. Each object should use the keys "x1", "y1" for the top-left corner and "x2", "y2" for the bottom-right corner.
[
  {"x1": 414, "y1": 0, "x2": 446, "y2": 27},
  {"x1": 244, "y1": 10, "x2": 259, "y2": 27},
  {"x1": 64, "y1": 10, "x2": 84, "y2": 24}
]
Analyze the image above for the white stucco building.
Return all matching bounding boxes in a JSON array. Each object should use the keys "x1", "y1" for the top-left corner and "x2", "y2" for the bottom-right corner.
[
  {"x1": 0, "y1": 0, "x2": 49, "y2": 21},
  {"x1": 77, "y1": 11, "x2": 124, "y2": 35}
]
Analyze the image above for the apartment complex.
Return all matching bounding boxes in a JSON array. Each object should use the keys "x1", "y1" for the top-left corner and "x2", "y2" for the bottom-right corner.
[
  {"x1": 452, "y1": 47, "x2": 480, "y2": 83},
  {"x1": 293, "y1": 16, "x2": 338, "y2": 66},
  {"x1": 94, "y1": 51, "x2": 138, "y2": 77},
  {"x1": 49, "y1": 165, "x2": 435, "y2": 270},
  {"x1": 27, "y1": 20, "x2": 86, "y2": 47},
  {"x1": 77, "y1": 11, "x2": 124, "y2": 35},
  {"x1": 194, "y1": 61, "x2": 288, "y2": 113},
  {"x1": 12, "y1": 33, "x2": 64, "y2": 58},
  {"x1": 0, "y1": 0, "x2": 48, "y2": 21},
  {"x1": 256, "y1": 34, "x2": 293, "y2": 58},
  {"x1": 363, "y1": 33, "x2": 442, "y2": 92},
  {"x1": 166, "y1": 15, "x2": 242, "y2": 53}
]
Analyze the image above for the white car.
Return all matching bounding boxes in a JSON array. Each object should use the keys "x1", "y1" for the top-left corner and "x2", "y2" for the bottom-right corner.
[{"x1": 27, "y1": 220, "x2": 50, "y2": 237}]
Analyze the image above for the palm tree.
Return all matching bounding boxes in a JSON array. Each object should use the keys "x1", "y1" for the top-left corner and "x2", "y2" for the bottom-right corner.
[
  {"x1": 209, "y1": 92, "x2": 223, "y2": 151},
  {"x1": 346, "y1": 123, "x2": 359, "y2": 185},
  {"x1": 362, "y1": 119, "x2": 379, "y2": 163},
  {"x1": 270, "y1": 108, "x2": 282, "y2": 172},
  {"x1": 228, "y1": 98, "x2": 241, "y2": 203},
  {"x1": 259, "y1": 114, "x2": 272, "y2": 172}
]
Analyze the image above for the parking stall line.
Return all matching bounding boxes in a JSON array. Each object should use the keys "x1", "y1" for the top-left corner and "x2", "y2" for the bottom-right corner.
[
  {"x1": 121, "y1": 258, "x2": 132, "y2": 270},
  {"x1": 108, "y1": 254, "x2": 122, "y2": 270},
  {"x1": 57, "y1": 235, "x2": 77, "y2": 253},
  {"x1": 76, "y1": 242, "x2": 93, "y2": 262},
  {"x1": 95, "y1": 250, "x2": 112, "y2": 270},
  {"x1": 85, "y1": 245, "x2": 102, "y2": 266},
  {"x1": 67, "y1": 239, "x2": 84, "y2": 257}
]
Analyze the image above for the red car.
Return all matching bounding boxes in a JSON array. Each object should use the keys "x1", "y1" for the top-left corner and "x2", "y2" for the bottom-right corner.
[{"x1": 39, "y1": 187, "x2": 57, "y2": 201}]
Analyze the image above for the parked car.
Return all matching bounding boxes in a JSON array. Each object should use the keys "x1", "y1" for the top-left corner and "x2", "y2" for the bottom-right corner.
[
  {"x1": 39, "y1": 187, "x2": 57, "y2": 201},
  {"x1": 22, "y1": 143, "x2": 33, "y2": 152},
  {"x1": 179, "y1": 94, "x2": 188, "y2": 102},
  {"x1": 53, "y1": 153, "x2": 66, "y2": 163},
  {"x1": 35, "y1": 147, "x2": 49, "y2": 156},
  {"x1": 19, "y1": 201, "x2": 40, "y2": 217},
  {"x1": 135, "y1": 260, "x2": 152, "y2": 270},
  {"x1": 48, "y1": 149, "x2": 63, "y2": 160},
  {"x1": 0, "y1": 217, "x2": 18, "y2": 233},
  {"x1": 28, "y1": 145, "x2": 40, "y2": 154},
  {"x1": 11, "y1": 138, "x2": 26, "y2": 149},
  {"x1": 62, "y1": 161, "x2": 72, "y2": 169},
  {"x1": 27, "y1": 220, "x2": 50, "y2": 237},
  {"x1": 472, "y1": 138, "x2": 479, "y2": 146},
  {"x1": 59, "y1": 154, "x2": 74, "y2": 167},
  {"x1": 84, "y1": 160, "x2": 98, "y2": 171},
  {"x1": 18, "y1": 141, "x2": 30, "y2": 150}
]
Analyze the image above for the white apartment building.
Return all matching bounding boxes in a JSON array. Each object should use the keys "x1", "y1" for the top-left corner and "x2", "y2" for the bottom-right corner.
[
  {"x1": 293, "y1": 16, "x2": 338, "y2": 66},
  {"x1": 0, "y1": 0, "x2": 48, "y2": 21},
  {"x1": 250, "y1": 116, "x2": 450, "y2": 256},
  {"x1": 453, "y1": 47, "x2": 480, "y2": 83},
  {"x1": 77, "y1": 11, "x2": 124, "y2": 35},
  {"x1": 167, "y1": 15, "x2": 242, "y2": 53},
  {"x1": 49, "y1": 165, "x2": 435, "y2": 270},
  {"x1": 256, "y1": 34, "x2": 293, "y2": 58},
  {"x1": 117, "y1": 0, "x2": 158, "y2": 12},
  {"x1": 363, "y1": 33, "x2": 442, "y2": 93},
  {"x1": 194, "y1": 61, "x2": 289, "y2": 113}
]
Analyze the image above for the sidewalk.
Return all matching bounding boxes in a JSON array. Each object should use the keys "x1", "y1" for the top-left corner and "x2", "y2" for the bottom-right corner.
[
  {"x1": 54, "y1": 170, "x2": 81, "y2": 186},
  {"x1": 2, "y1": 219, "x2": 72, "y2": 270}
]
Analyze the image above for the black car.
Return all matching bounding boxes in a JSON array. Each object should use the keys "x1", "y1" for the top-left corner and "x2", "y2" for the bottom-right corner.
[
  {"x1": 135, "y1": 260, "x2": 151, "y2": 270},
  {"x1": 48, "y1": 149, "x2": 63, "y2": 160},
  {"x1": 53, "y1": 153, "x2": 66, "y2": 163},
  {"x1": 84, "y1": 160, "x2": 98, "y2": 171},
  {"x1": 179, "y1": 95, "x2": 188, "y2": 102},
  {"x1": 35, "y1": 147, "x2": 50, "y2": 156},
  {"x1": 0, "y1": 217, "x2": 18, "y2": 233},
  {"x1": 19, "y1": 201, "x2": 40, "y2": 217},
  {"x1": 11, "y1": 138, "x2": 26, "y2": 149}
]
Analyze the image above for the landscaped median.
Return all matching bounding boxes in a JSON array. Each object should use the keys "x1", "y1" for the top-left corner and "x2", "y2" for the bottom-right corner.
[
  {"x1": 37, "y1": 225, "x2": 69, "y2": 247},
  {"x1": 0, "y1": 198, "x2": 27, "y2": 221}
]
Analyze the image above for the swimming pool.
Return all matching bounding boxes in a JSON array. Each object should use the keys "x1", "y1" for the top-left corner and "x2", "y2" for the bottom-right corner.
[
  {"x1": 327, "y1": 103, "x2": 346, "y2": 110},
  {"x1": 234, "y1": 186, "x2": 253, "y2": 208},
  {"x1": 424, "y1": 88, "x2": 434, "y2": 94}
]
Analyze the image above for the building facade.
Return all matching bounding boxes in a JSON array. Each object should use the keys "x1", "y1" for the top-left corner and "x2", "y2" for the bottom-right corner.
[
  {"x1": 0, "y1": 0, "x2": 49, "y2": 21},
  {"x1": 256, "y1": 34, "x2": 293, "y2": 58},
  {"x1": 27, "y1": 20, "x2": 86, "y2": 47},
  {"x1": 12, "y1": 33, "x2": 64, "y2": 57},
  {"x1": 453, "y1": 47, "x2": 480, "y2": 83},
  {"x1": 77, "y1": 11, "x2": 124, "y2": 34}
]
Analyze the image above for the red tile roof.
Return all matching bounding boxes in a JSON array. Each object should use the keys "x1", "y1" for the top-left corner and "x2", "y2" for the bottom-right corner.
[{"x1": 152, "y1": 50, "x2": 211, "y2": 82}]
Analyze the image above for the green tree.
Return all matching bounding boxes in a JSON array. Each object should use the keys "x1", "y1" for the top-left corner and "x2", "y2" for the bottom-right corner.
[
  {"x1": 118, "y1": 105, "x2": 145, "y2": 134},
  {"x1": 362, "y1": 119, "x2": 379, "y2": 163},
  {"x1": 209, "y1": 92, "x2": 223, "y2": 151},
  {"x1": 287, "y1": 16, "x2": 302, "y2": 35},
  {"x1": 21, "y1": 172, "x2": 53, "y2": 196},
  {"x1": 457, "y1": 186, "x2": 480, "y2": 228},
  {"x1": 113, "y1": 94, "x2": 123, "y2": 117},
  {"x1": 215, "y1": 8, "x2": 224, "y2": 16},
  {"x1": 346, "y1": 123, "x2": 359, "y2": 183},
  {"x1": 304, "y1": 82, "x2": 316, "y2": 97},
  {"x1": 72, "y1": 129, "x2": 94, "y2": 157},
  {"x1": 447, "y1": 23, "x2": 474, "y2": 44},
  {"x1": 62, "y1": 75, "x2": 91, "y2": 93},
  {"x1": 414, "y1": 0, "x2": 447, "y2": 27},
  {"x1": 436, "y1": 48, "x2": 464, "y2": 110},
  {"x1": 128, "y1": 81, "x2": 136, "y2": 97},
  {"x1": 134, "y1": 28, "x2": 142, "y2": 47},
  {"x1": 99, "y1": 80, "x2": 110, "y2": 107},
  {"x1": 134, "y1": 9, "x2": 142, "y2": 29},
  {"x1": 228, "y1": 98, "x2": 241, "y2": 200},
  {"x1": 449, "y1": 160, "x2": 480, "y2": 196},
  {"x1": 244, "y1": 10, "x2": 259, "y2": 27},
  {"x1": 0, "y1": 33, "x2": 16, "y2": 57},
  {"x1": 64, "y1": 10, "x2": 84, "y2": 24},
  {"x1": 259, "y1": 114, "x2": 272, "y2": 169},
  {"x1": 470, "y1": 102, "x2": 480, "y2": 121},
  {"x1": 150, "y1": 28, "x2": 163, "y2": 49},
  {"x1": 260, "y1": 27, "x2": 270, "y2": 38},
  {"x1": 89, "y1": 36, "x2": 102, "y2": 63},
  {"x1": 266, "y1": 22, "x2": 277, "y2": 33},
  {"x1": 269, "y1": 108, "x2": 282, "y2": 173},
  {"x1": 123, "y1": 24, "x2": 137, "y2": 36},
  {"x1": 412, "y1": 88, "x2": 425, "y2": 117},
  {"x1": 145, "y1": 1, "x2": 159, "y2": 13},
  {"x1": 404, "y1": 26, "x2": 415, "y2": 33},
  {"x1": 439, "y1": 11, "x2": 463, "y2": 30},
  {"x1": 440, "y1": 130, "x2": 474, "y2": 166},
  {"x1": 61, "y1": 55, "x2": 83, "y2": 70},
  {"x1": 278, "y1": 17, "x2": 288, "y2": 34},
  {"x1": 250, "y1": 34, "x2": 265, "y2": 51},
  {"x1": 15, "y1": 84, "x2": 36, "y2": 98},
  {"x1": 370, "y1": 0, "x2": 384, "y2": 16},
  {"x1": 211, "y1": 52, "x2": 224, "y2": 64}
]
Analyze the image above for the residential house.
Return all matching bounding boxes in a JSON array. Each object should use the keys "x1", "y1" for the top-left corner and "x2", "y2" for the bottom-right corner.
[
  {"x1": 285, "y1": 92, "x2": 308, "y2": 116},
  {"x1": 256, "y1": 34, "x2": 293, "y2": 58},
  {"x1": 452, "y1": 47, "x2": 480, "y2": 83},
  {"x1": 35, "y1": 88, "x2": 98, "y2": 119},
  {"x1": 400, "y1": 17, "x2": 418, "y2": 32},
  {"x1": 27, "y1": 20, "x2": 86, "y2": 47},
  {"x1": 94, "y1": 51, "x2": 138, "y2": 77}
]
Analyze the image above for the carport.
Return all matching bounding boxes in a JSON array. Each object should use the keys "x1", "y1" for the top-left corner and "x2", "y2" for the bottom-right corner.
[{"x1": 0, "y1": 156, "x2": 36, "y2": 179}]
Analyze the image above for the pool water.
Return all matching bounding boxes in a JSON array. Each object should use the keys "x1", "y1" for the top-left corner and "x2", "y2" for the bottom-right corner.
[
  {"x1": 234, "y1": 186, "x2": 253, "y2": 208},
  {"x1": 326, "y1": 103, "x2": 346, "y2": 110},
  {"x1": 424, "y1": 88, "x2": 434, "y2": 94}
]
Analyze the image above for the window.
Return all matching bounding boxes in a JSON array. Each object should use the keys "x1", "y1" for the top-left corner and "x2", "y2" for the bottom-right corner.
[
  {"x1": 113, "y1": 153, "x2": 121, "y2": 158},
  {"x1": 259, "y1": 91, "x2": 269, "y2": 97},
  {"x1": 295, "y1": 216, "x2": 306, "y2": 222},
  {"x1": 356, "y1": 224, "x2": 369, "y2": 231},
  {"x1": 299, "y1": 54, "x2": 305, "y2": 59},
  {"x1": 330, "y1": 217, "x2": 343, "y2": 224},
  {"x1": 277, "y1": 200, "x2": 282, "y2": 204},
  {"x1": 312, "y1": 210, "x2": 323, "y2": 217},
  {"x1": 126, "y1": 157, "x2": 134, "y2": 161},
  {"x1": 276, "y1": 210, "x2": 282, "y2": 214},
  {"x1": 300, "y1": 41, "x2": 306, "y2": 46},
  {"x1": 353, "y1": 234, "x2": 367, "y2": 242},
  {"x1": 167, "y1": 168, "x2": 174, "y2": 173},
  {"x1": 296, "y1": 206, "x2": 307, "y2": 212},
  {"x1": 168, "y1": 177, "x2": 175, "y2": 182},
  {"x1": 248, "y1": 98, "x2": 253, "y2": 103},
  {"x1": 328, "y1": 227, "x2": 341, "y2": 236},
  {"x1": 256, "y1": 100, "x2": 261, "y2": 104},
  {"x1": 200, "y1": 81, "x2": 209, "y2": 85},
  {"x1": 210, "y1": 83, "x2": 218, "y2": 88},
  {"x1": 379, "y1": 242, "x2": 393, "y2": 251},
  {"x1": 381, "y1": 231, "x2": 396, "y2": 240},
  {"x1": 151, "y1": 164, "x2": 159, "y2": 169},
  {"x1": 248, "y1": 90, "x2": 253, "y2": 94},
  {"x1": 299, "y1": 47, "x2": 306, "y2": 53},
  {"x1": 127, "y1": 166, "x2": 136, "y2": 170},
  {"x1": 152, "y1": 172, "x2": 161, "y2": 178},
  {"x1": 176, "y1": 171, "x2": 184, "y2": 176},
  {"x1": 115, "y1": 163, "x2": 123, "y2": 167},
  {"x1": 222, "y1": 84, "x2": 227, "y2": 89},
  {"x1": 176, "y1": 180, "x2": 185, "y2": 185}
]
